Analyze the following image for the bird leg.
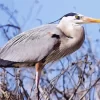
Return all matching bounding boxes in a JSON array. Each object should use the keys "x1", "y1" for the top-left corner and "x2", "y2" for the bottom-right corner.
[{"x1": 35, "y1": 62, "x2": 43, "y2": 100}]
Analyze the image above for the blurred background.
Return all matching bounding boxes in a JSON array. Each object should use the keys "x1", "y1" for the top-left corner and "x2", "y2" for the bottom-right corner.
[{"x1": 0, "y1": 0, "x2": 100, "y2": 100}]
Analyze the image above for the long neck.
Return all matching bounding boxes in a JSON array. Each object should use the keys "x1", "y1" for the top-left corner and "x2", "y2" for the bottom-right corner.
[
  {"x1": 57, "y1": 18, "x2": 85, "y2": 42},
  {"x1": 56, "y1": 18, "x2": 85, "y2": 55}
]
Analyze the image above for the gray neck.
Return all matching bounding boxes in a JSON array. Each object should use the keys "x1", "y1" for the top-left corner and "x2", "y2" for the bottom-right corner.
[
  {"x1": 57, "y1": 18, "x2": 85, "y2": 55},
  {"x1": 57, "y1": 17, "x2": 85, "y2": 40}
]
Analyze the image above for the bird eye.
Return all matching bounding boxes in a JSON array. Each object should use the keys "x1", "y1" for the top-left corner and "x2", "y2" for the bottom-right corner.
[{"x1": 75, "y1": 15, "x2": 80, "y2": 20}]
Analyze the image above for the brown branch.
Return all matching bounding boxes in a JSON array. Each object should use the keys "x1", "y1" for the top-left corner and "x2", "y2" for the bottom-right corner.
[{"x1": 80, "y1": 77, "x2": 100, "y2": 100}]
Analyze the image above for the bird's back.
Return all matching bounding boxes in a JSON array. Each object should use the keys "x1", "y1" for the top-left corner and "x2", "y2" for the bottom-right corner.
[{"x1": 0, "y1": 24, "x2": 64, "y2": 67}]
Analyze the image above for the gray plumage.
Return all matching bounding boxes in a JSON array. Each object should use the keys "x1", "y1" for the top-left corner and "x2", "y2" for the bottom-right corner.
[
  {"x1": 1, "y1": 12, "x2": 100, "y2": 93},
  {"x1": 0, "y1": 23, "x2": 84, "y2": 66},
  {"x1": 0, "y1": 24, "x2": 60, "y2": 62},
  {"x1": 2, "y1": 12, "x2": 100, "y2": 68}
]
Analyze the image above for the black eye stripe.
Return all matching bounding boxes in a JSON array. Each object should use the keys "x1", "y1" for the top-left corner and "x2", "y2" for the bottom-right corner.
[
  {"x1": 50, "y1": 12, "x2": 82, "y2": 24},
  {"x1": 63, "y1": 12, "x2": 77, "y2": 17}
]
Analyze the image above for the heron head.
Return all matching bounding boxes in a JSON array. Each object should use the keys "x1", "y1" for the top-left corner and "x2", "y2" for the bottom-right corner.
[{"x1": 61, "y1": 12, "x2": 100, "y2": 24}]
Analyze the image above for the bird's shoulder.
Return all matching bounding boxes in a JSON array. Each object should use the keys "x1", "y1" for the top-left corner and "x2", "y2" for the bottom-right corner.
[
  {"x1": 1, "y1": 24, "x2": 64, "y2": 50},
  {"x1": 0, "y1": 24, "x2": 64, "y2": 63},
  {"x1": 7, "y1": 24, "x2": 63, "y2": 42},
  {"x1": 22, "y1": 24, "x2": 63, "y2": 37}
]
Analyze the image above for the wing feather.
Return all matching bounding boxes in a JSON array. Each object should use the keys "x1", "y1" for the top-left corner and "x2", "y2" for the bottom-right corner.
[{"x1": 0, "y1": 24, "x2": 63, "y2": 63}]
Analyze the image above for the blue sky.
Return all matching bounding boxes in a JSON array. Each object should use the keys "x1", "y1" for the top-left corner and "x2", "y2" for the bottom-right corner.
[{"x1": 0, "y1": 0, "x2": 100, "y2": 96}]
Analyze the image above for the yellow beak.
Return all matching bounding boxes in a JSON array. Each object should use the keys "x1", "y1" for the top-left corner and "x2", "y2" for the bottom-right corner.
[{"x1": 82, "y1": 16, "x2": 100, "y2": 23}]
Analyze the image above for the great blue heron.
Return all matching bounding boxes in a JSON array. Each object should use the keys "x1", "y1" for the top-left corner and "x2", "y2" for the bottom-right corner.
[{"x1": 0, "y1": 12, "x2": 100, "y2": 91}]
